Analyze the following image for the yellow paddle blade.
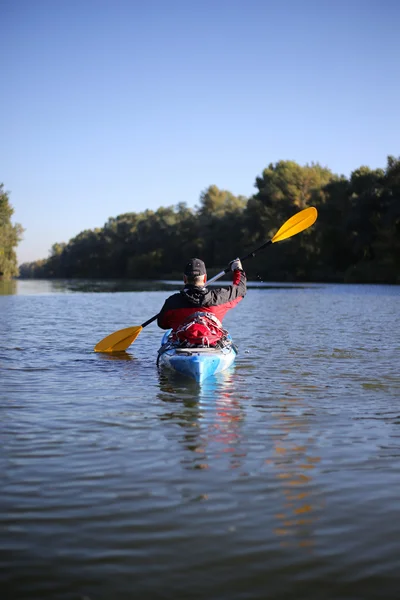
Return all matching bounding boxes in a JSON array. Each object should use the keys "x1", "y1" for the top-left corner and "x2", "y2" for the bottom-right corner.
[
  {"x1": 272, "y1": 207, "x2": 318, "y2": 243},
  {"x1": 94, "y1": 326, "x2": 143, "y2": 353}
]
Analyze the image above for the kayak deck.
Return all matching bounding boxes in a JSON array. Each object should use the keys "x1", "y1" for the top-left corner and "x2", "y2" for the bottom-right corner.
[{"x1": 157, "y1": 331, "x2": 237, "y2": 383}]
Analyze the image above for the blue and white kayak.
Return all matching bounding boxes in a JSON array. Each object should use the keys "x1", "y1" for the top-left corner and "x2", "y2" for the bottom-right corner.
[{"x1": 157, "y1": 329, "x2": 237, "y2": 383}]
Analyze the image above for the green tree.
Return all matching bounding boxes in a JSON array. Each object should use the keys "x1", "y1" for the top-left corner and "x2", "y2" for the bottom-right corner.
[
  {"x1": 245, "y1": 161, "x2": 334, "y2": 280},
  {"x1": 197, "y1": 185, "x2": 247, "y2": 267},
  {"x1": 310, "y1": 176, "x2": 354, "y2": 280},
  {"x1": 17, "y1": 157, "x2": 400, "y2": 284},
  {"x1": 45, "y1": 242, "x2": 67, "y2": 277},
  {"x1": 343, "y1": 158, "x2": 400, "y2": 282},
  {"x1": 381, "y1": 156, "x2": 400, "y2": 274},
  {"x1": 254, "y1": 161, "x2": 333, "y2": 214},
  {"x1": 0, "y1": 184, "x2": 24, "y2": 279}
]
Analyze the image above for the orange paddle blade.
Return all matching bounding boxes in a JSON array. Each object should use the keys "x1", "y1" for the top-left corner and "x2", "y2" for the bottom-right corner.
[
  {"x1": 272, "y1": 207, "x2": 318, "y2": 243},
  {"x1": 94, "y1": 326, "x2": 143, "y2": 353}
]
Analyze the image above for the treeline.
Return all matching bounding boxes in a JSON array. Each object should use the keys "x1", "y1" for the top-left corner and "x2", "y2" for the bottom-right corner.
[
  {"x1": 19, "y1": 158, "x2": 400, "y2": 284},
  {"x1": 0, "y1": 184, "x2": 24, "y2": 280}
]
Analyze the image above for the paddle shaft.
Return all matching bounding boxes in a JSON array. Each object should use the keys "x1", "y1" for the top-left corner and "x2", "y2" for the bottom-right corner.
[
  {"x1": 207, "y1": 239, "x2": 272, "y2": 284},
  {"x1": 141, "y1": 314, "x2": 159, "y2": 328}
]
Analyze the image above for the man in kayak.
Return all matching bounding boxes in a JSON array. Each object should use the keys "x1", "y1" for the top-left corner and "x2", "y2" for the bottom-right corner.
[{"x1": 157, "y1": 258, "x2": 246, "y2": 336}]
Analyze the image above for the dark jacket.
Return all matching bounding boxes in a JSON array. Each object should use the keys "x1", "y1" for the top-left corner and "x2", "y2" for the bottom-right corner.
[{"x1": 157, "y1": 270, "x2": 247, "y2": 330}]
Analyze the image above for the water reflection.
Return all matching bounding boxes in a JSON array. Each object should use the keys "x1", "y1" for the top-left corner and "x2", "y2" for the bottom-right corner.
[
  {"x1": 15, "y1": 278, "x2": 181, "y2": 294},
  {"x1": 269, "y1": 394, "x2": 321, "y2": 550},
  {"x1": 51, "y1": 279, "x2": 181, "y2": 293},
  {"x1": 157, "y1": 370, "x2": 322, "y2": 549},
  {"x1": 0, "y1": 280, "x2": 17, "y2": 295},
  {"x1": 13, "y1": 278, "x2": 321, "y2": 295},
  {"x1": 96, "y1": 351, "x2": 135, "y2": 362},
  {"x1": 157, "y1": 368, "x2": 247, "y2": 471}
]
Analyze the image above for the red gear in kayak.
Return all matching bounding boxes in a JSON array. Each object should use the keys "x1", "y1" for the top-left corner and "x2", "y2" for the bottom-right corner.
[{"x1": 157, "y1": 257, "x2": 247, "y2": 331}]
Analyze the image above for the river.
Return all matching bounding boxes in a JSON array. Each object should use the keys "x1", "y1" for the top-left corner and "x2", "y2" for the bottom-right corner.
[{"x1": 1, "y1": 279, "x2": 399, "y2": 599}]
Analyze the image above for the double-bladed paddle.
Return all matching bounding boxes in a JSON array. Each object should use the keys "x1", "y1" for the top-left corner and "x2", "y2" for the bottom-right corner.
[{"x1": 94, "y1": 206, "x2": 317, "y2": 352}]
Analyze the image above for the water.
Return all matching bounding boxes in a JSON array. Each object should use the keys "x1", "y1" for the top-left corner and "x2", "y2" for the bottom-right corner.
[{"x1": 1, "y1": 280, "x2": 399, "y2": 600}]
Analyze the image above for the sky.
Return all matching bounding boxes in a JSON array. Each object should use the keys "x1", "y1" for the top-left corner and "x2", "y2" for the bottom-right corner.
[{"x1": 1, "y1": 0, "x2": 399, "y2": 265}]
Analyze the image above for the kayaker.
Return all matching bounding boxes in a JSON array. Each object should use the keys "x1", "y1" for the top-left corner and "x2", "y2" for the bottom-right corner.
[{"x1": 157, "y1": 257, "x2": 246, "y2": 333}]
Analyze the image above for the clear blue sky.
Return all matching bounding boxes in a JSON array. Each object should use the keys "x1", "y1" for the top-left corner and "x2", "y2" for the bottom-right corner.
[{"x1": 1, "y1": 0, "x2": 399, "y2": 264}]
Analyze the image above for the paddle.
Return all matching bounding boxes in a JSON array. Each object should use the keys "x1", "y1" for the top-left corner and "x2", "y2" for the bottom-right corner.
[{"x1": 94, "y1": 206, "x2": 317, "y2": 352}]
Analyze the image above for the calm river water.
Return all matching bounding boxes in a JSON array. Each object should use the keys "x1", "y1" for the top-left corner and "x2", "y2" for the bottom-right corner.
[{"x1": 1, "y1": 279, "x2": 399, "y2": 600}]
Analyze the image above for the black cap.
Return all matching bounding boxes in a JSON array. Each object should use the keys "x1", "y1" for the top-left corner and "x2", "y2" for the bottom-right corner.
[{"x1": 184, "y1": 258, "x2": 207, "y2": 277}]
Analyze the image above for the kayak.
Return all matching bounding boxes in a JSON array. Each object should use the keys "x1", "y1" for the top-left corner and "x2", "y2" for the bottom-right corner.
[{"x1": 157, "y1": 329, "x2": 237, "y2": 383}]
